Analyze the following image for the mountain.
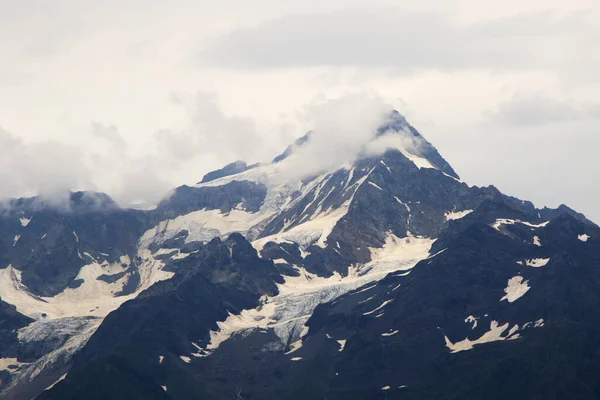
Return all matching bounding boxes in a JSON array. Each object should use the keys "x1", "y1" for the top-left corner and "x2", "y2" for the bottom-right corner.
[{"x1": 0, "y1": 111, "x2": 598, "y2": 399}]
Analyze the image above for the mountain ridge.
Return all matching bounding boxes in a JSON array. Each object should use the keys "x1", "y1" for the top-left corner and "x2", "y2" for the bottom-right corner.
[{"x1": 0, "y1": 111, "x2": 597, "y2": 399}]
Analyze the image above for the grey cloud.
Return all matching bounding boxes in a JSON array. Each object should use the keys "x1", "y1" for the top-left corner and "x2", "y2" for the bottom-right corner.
[
  {"x1": 199, "y1": 9, "x2": 584, "y2": 72},
  {"x1": 91, "y1": 122, "x2": 127, "y2": 148},
  {"x1": 0, "y1": 93, "x2": 291, "y2": 208},
  {"x1": 0, "y1": 127, "x2": 92, "y2": 202},
  {"x1": 487, "y1": 94, "x2": 600, "y2": 126},
  {"x1": 162, "y1": 92, "x2": 288, "y2": 164}
]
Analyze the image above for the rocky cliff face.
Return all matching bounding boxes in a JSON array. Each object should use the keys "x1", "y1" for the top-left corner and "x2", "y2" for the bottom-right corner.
[{"x1": 0, "y1": 112, "x2": 597, "y2": 400}]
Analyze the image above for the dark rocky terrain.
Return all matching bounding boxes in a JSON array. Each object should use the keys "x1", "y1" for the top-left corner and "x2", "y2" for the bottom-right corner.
[{"x1": 0, "y1": 111, "x2": 597, "y2": 399}]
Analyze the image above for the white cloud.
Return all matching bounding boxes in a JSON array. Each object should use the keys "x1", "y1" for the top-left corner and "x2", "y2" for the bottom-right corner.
[
  {"x1": 275, "y1": 92, "x2": 392, "y2": 181},
  {"x1": 0, "y1": 128, "x2": 92, "y2": 202},
  {"x1": 0, "y1": 0, "x2": 598, "y2": 223}
]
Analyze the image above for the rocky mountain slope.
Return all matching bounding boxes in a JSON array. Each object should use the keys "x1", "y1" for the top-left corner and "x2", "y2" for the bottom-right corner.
[{"x1": 0, "y1": 111, "x2": 597, "y2": 399}]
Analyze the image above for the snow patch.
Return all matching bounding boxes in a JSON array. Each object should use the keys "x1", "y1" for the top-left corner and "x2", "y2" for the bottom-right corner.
[
  {"x1": 525, "y1": 258, "x2": 550, "y2": 268},
  {"x1": 465, "y1": 315, "x2": 478, "y2": 329},
  {"x1": 533, "y1": 236, "x2": 541, "y2": 246},
  {"x1": 368, "y1": 181, "x2": 384, "y2": 191},
  {"x1": 19, "y1": 217, "x2": 31, "y2": 227},
  {"x1": 363, "y1": 299, "x2": 393, "y2": 316},
  {"x1": 0, "y1": 358, "x2": 25, "y2": 371},
  {"x1": 380, "y1": 160, "x2": 392, "y2": 173},
  {"x1": 444, "y1": 320, "x2": 520, "y2": 353},
  {"x1": 337, "y1": 339, "x2": 347, "y2": 352},
  {"x1": 44, "y1": 373, "x2": 67, "y2": 391},
  {"x1": 171, "y1": 251, "x2": 193, "y2": 260},
  {"x1": 0, "y1": 247, "x2": 173, "y2": 320},
  {"x1": 180, "y1": 356, "x2": 191, "y2": 363},
  {"x1": 500, "y1": 276, "x2": 530, "y2": 303},
  {"x1": 578, "y1": 234, "x2": 590, "y2": 242},
  {"x1": 381, "y1": 330, "x2": 399, "y2": 337},
  {"x1": 523, "y1": 319, "x2": 545, "y2": 328},
  {"x1": 367, "y1": 233, "x2": 434, "y2": 273},
  {"x1": 445, "y1": 210, "x2": 473, "y2": 221}
]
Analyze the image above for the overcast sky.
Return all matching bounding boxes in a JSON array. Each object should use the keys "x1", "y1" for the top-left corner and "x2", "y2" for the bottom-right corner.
[{"x1": 1, "y1": 0, "x2": 598, "y2": 222}]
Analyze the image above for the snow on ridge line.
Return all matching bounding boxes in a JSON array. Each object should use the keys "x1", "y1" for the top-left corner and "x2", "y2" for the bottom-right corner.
[
  {"x1": 191, "y1": 234, "x2": 435, "y2": 359},
  {"x1": 492, "y1": 219, "x2": 549, "y2": 231}
]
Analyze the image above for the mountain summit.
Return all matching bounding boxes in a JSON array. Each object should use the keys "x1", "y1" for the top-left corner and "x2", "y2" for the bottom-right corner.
[{"x1": 0, "y1": 113, "x2": 598, "y2": 400}]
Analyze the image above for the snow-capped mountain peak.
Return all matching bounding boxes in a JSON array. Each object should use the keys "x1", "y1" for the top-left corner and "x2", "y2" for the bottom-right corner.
[{"x1": 1, "y1": 112, "x2": 598, "y2": 400}]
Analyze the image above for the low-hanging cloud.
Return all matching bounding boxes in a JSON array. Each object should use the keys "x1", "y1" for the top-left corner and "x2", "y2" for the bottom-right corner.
[
  {"x1": 0, "y1": 92, "x2": 294, "y2": 208},
  {"x1": 0, "y1": 128, "x2": 92, "y2": 204},
  {"x1": 0, "y1": 92, "x2": 423, "y2": 207},
  {"x1": 273, "y1": 92, "x2": 429, "y2": 182}
]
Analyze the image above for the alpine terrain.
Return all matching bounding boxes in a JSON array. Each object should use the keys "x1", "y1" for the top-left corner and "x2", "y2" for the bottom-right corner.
[{"x1": 0, "y1": 111, "x2": 598, "y2": 400}]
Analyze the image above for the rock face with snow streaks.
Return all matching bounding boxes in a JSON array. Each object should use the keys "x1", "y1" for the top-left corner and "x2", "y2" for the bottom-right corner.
[{"x1": 0, "y1": 111, "x2": 598, "y2": 399}]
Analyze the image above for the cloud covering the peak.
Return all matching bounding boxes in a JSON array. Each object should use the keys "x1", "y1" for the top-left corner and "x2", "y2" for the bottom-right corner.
[
  {"x1": 0, "y1": 128, "x2": 92, "y2": 201},
  {"x1": 275, "y1": 93, "x2": 392, "y2": 180}
]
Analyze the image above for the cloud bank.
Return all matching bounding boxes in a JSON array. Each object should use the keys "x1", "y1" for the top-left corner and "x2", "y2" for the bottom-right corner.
[
  {"x1": 1, "y1": 1, "x2": 599, "y2": 222},
  {"x1": 0, "y1": 92, "x2": 288, "y2": 207},
  {"x1": 199, "y1": 9, "x2": 588, "y2": 76},
  {"x1": 0, "y1": 92, "x2": 426, "y2": 208}
]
